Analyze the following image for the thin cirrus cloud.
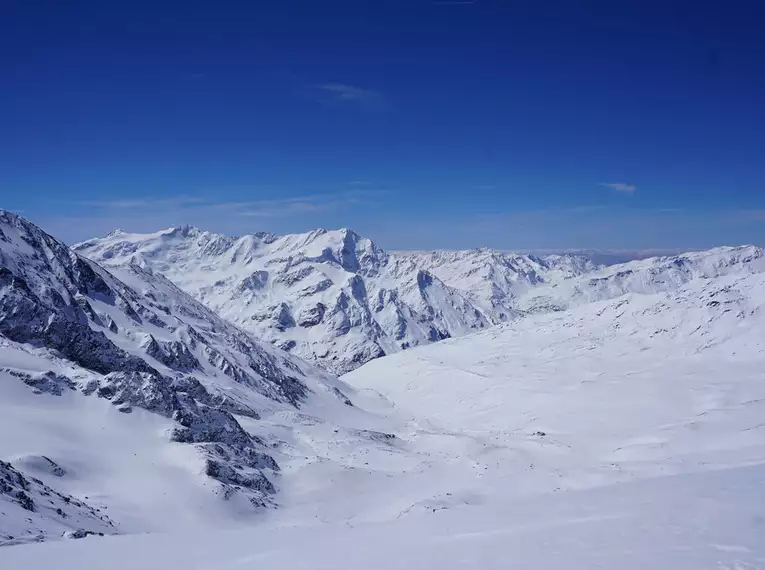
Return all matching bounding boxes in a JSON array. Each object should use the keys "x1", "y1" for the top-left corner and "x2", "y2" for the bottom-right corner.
[
  {"x1": 78, "y1": 190, "x2": 383, "y2": 219},
  {"x1": 312, "y1": 83, "x2": 386, "y2": 110},
  {"x1": 79, "y1": 196, "x2": 208, "y2": 209},
  {"x1": 229, "y1": 190, "x2": 385, "y2": 218},
  {"x1": 599, "y1": 182, "x2": 636, "y2": 193}
]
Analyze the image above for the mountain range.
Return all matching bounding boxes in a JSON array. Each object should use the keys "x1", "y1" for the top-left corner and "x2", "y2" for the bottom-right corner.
[
  {"x1": 74, "y1": 226, "x2": 763, "y2": 374},
  {"x1": 2, "y1": 209, "x2": 765, "y2": 568}
]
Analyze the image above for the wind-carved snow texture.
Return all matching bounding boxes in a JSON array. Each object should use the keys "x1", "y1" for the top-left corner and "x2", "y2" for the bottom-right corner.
[
  {"x1": 74, "y1": 228, "x2": 600, "y2": 374},
  {"x1": 0, "y1": 210, "x2": 355, "y2": 541}
]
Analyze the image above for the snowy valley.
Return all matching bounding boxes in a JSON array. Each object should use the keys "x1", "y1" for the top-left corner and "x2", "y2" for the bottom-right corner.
[{"x1": 2, "y1": 210, "x2": 765, "y2": 568}]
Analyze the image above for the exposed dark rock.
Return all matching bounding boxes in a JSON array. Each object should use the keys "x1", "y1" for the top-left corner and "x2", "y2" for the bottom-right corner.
[
  {"x1": 0, "y1": 459, "x2": 115, "y2": 535},
  {"x1": 331, "y1": 386, "x2": 353, "y2": 406},
  {"x1": 272, "y1": 303, "x2": 295, "y2": 331},
  {"x1": 3, "y1": 369, "x2": 76, "y2": 396},
  {"x1": 297, "y1": 303, "x2": 326, "y2": 328},
  {"x1": 62, "y1": 529, "x2": 105, "y2": 540},
  {"x1": 239, "y1": 270, "x2": 269, "y2": 291},
  {"x1": 144, "y1": 336, "x2": 201, "y2": 372}
]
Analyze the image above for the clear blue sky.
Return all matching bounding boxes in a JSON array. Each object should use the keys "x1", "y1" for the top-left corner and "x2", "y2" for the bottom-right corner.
[{"x1": 2, "y1": 0, "x2": 764, "y2": 251}]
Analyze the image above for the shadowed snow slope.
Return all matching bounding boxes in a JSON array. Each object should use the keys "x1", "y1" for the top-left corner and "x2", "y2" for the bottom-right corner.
[{"x1": 74, "y1": 228, "x2": 597, "y2": 374}]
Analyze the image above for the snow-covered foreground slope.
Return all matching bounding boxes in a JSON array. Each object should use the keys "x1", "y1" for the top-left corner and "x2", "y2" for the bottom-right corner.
[
  {"x1": 74, "y1": 228, "x2": 595, "y2": 374},
  {"x1": 2, "y1": 462, "x2": 764, "y2": 569}
]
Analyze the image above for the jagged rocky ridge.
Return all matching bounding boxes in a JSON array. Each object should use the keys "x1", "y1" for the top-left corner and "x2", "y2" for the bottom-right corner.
[
  {"x1": 0, "y1": 210, "x2": 351, "y2": 540},
  {"x1": 75, "y1": 226, "x2": 765, "y2": 375},
  {"x1": 74, "y1": 227, "x2": 598, "y2": 374}
]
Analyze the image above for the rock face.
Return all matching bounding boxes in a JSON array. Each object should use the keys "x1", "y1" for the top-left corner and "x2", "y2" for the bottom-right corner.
[
  {"x1": 0, "y1": 210, "x2": 349, "y2": 539},
  {"x1": 0, "y1": 460, "x2": 116, "y2": 546},
  {"x1": 74, "y1": 227, "x2": 597, "y2": 374}
]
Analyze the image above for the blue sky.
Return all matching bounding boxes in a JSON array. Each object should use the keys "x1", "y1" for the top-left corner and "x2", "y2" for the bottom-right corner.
[{"x1": 1, "y1": 0, "x2": 764, "y2": 251}]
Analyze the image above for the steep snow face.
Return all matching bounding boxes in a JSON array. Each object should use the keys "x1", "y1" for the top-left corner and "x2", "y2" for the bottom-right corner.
[
  {"x1": 0, "y1": 211, "x2": 365, "y2": 541},
  {"x1": 74, "y1": 228, "x2": 595, "y2": 374}
]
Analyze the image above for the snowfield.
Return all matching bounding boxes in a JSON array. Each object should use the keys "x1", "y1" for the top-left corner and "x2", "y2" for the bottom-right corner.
[
  {"x1": 3, "y1": 210, "x2": 765, "y2": 567},
  {"x1": 2, "y1": 463, "x2": 764, "y2": 569}
]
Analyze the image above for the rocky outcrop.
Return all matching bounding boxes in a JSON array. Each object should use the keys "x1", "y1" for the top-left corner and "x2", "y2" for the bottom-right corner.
[{"x1": 0, "y1": 460, "x2": 116, "y2": 546}]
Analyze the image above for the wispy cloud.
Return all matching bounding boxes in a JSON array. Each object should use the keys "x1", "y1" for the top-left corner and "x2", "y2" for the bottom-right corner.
[
  {"x1": 599, "y1": 182, "x2": 636, "y2": 194},
  {"x1": 222, "y1": 190, "x2": 385, "y2": 218},
  {"x1": 78, "y1": 190, "x2": 384, "y2": 219},
  {"x1": 80, "y1": 196, "x2": 208, "y2": 209},
  {"x1": 312, "y1": 83, "x2": 386, "y2": 110}
]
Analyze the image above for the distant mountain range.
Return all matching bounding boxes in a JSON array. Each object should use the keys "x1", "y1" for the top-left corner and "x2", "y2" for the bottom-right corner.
[
  {"x1": 73, "y1": 227, "x2": 594, "y2": 373},
  {"x1": 75, "y1": 226, "x2": 762, "y2": 374}
]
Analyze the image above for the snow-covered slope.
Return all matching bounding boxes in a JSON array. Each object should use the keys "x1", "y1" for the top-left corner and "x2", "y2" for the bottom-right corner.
[
  {"x1": 392, "y1": 248, "x2": 596, "y2": 317},
  {"x1": 519, "y1": 245, "x2": 765, "y2": 312},
  {"x1": 74, "y1": 228, "x2": 595, "y2": 374},
  {"x1": 0, "y1": 210, "x2": 369, "y2": 542},
  {"x1": 8, "y1": 210, "x2": 765, "y2": 565},
  {"x1": 3, "y1": 463, "x2": 765, "y2": 570},
  {"x1": 344, "y1": 270, "x2": 765, "y2": 498},
  {"x1": 5, "y1": 264, "x2": 765, "y2": 567}
]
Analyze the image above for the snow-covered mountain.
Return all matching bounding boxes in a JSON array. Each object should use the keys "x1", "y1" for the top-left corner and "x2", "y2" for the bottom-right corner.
[
  {"x1": 519, "y1": 244, "x2": 765, "y2": 313},
  {"x1": 394, "y1": 248, "x2": 597, "y2": 316},
  {"x1": 0, "y1": 210, "x2": 365, "y2": 543},
  {"x1": 74, "y1": 227, "x2": 597, "y2": 374},
  {"x1": 4, "y1": 236, "x2": 765, "y2": 567}
]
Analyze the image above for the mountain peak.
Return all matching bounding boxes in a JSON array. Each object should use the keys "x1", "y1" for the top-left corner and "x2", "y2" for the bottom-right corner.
[{"x1": 161, "y1": 225, "x2": 204, "y2": 238}]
